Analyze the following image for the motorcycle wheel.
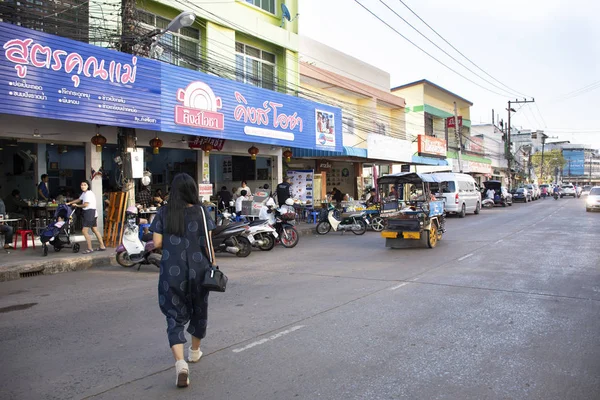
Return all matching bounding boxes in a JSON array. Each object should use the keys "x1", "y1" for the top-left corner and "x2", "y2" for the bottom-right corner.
[
  {"x1": 351, "y1": 219, "x2": 367, "y2": 235},
  {"x1": 257, "y1": 233, "x2": 276, "y2": 251},
  {"x1": 316, "y1": 221, "x2": 331, "y2": 235},
  {"x1": 235, "y1": 236, "x2": 252, "y2": 257},
  {"x1": 370, "y1": 217, "x2": 385, "y2": 232},
  {"x1": 281, "y1": 226, "x2": 299, "y2": 248},
  {"x1": 116, "y1": 251, "x2": 137, "y2": 268}
]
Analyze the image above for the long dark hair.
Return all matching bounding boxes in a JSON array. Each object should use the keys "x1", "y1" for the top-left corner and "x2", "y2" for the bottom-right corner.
[{"x1": 165, "y1": 173, "x2": 200, "y2": 236}]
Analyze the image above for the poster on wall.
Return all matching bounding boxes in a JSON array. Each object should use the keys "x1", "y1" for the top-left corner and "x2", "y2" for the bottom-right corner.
[
  {"x1": 287, "y1": 170, "x2": 314, "y2": 207},
  {"x1": 315, "y1": 110, "x2": 336, "y2": 148},
  {"x1": 325, "y1": 164, "x2": 353, "y2": 195},
  {"x1": 222, "y1": 155, "x2": 232, "y2": 181}
]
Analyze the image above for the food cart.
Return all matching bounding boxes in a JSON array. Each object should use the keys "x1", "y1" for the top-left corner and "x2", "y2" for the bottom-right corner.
[{"x1": 377, "y1": 172, "x2": 445, "y2": 249}]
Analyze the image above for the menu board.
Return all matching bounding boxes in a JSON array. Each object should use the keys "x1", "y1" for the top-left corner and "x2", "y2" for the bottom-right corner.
[{"x1": 287, "y1": 170, "x2": 314, "y2": 207}]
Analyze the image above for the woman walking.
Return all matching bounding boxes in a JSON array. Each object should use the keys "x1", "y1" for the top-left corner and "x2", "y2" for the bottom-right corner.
[
  {"x1": 149, "y1": 173, "x2": 216, "y2": 388},
  {"x1": 67, "y1": 180, "x2": 106, "y2": 253}
]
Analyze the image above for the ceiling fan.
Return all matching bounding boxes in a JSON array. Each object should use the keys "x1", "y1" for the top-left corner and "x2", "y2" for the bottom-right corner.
[
  {"x1": 171, "y1": 135, "x2": 188, "y2": 144},
  {"x1": 4, "y1": 129, "x2": 62, "y2": 138}
]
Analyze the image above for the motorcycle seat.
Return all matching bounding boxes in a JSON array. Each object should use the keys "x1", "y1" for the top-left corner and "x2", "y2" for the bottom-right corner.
[
  {"x1": 249, "y1": 219, "x2": 269, "y2": 227},
  {"x1": 341, "y1": 212, "x2": 362, "y2": 219},
  {"x1": 213, "y1": 222, "x2": 246, "y2": 235}
]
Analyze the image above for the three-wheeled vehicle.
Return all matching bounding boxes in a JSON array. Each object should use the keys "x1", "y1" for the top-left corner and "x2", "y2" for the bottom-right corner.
[{"x1": 378, "y1": 172, "x2": 445, "y2": 249}]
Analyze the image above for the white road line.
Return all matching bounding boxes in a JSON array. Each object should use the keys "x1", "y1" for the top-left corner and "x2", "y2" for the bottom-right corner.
[
  {"x1": 495, "y1": 239, "x2": 504, "y2": 244},
  {"x1": 458, "y1": 253, "x2": 474, "y2": 261},
  {"x1": 232, "y1": 325, "x2": 305, "y2": 353},
  {"x1": 389, "y1": 283, "x2": 409, "y2": 290}
]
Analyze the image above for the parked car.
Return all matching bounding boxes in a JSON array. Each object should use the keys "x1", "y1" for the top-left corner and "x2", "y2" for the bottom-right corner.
[
  {"x1": 560, "y1": 183, "x2": 576, "y2": 198},
  {"x1": 512, "y1": 187, "x2": 532, "y2": 202},
  {"x1": 586, "y1": 186, "x2": 600, "y2": 212},
  {"x1": 483, "y1": 181, "x2": 512, "y2": 207},
  {"x1": 428, "y1": 172, "x2": 482, "y2": 217},
  {"x1": 525, "y1": 184, "x2": 540, "y2": 200},
  {"x1": 581, "y1": 185, "x2": 592, "y2": 196}
]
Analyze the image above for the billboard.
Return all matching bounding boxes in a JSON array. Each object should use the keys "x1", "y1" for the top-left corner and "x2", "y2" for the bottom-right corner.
[
  {"x1": 417, "y1": 134, "x2": 447, "y2": 158},
  {"x1": 563, "y1": 149, "x2": 585, "y2": 176},
  {"x1": 0, "y1": 23, "x2": 342, "y2": 152}
]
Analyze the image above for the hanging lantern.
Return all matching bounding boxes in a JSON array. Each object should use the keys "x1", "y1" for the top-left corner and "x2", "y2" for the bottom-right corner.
[
  {"x1": 149, "y1": 135, "x2": 163, "y2": 154},
  {"x1": 283, "y1": 149, "x2": 293, "y2": 162},
  {"x1": 248, "y1": 145, "x2": 259, "y2": 160},
  {"x1": 200, "y1": 142, "x2": 213, "y2": 156},
  {"x1": 91, "y1": 133, "x2": 107, "y2": 152}
]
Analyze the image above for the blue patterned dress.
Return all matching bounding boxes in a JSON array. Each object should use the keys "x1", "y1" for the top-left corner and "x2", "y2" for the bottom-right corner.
[{"x1": 150, "y1": 205, "x2": 216, "y2": 347}]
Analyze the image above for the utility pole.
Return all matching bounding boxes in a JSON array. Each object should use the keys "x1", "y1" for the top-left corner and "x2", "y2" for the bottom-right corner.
[
  {"x1": 540, "y1": 134, "x2": 546, "y2": 183},
  {"x1": 454, "y1": 102, "x2": 462, "y2": 173},
  {"x1": 506, "y1": 98, "x2": 535, "y2": 189}
]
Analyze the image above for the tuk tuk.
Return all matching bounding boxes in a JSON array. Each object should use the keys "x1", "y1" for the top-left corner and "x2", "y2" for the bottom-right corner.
[{"x1": 378, "y1": 172, "x2": 445, "y2": 249}]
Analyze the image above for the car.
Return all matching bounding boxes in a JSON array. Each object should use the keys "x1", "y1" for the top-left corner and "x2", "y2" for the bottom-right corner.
[
  {"x1": 581, "y1": 185, "x2": 592, "y2": 196},
  {"x1": 482, "y1": 181, "x2": 512, "y2": 207},
  {"x1": 560, "y1": 183, "x2": 576, "y2": 198},
  {"x1": 525, "y1": 184, "x2": 539, "y2": 200},
  {"x1": 586, "y1": 186, "x2": 600, "y2": 212},
  {"x1": 512, "y1": 187, "x2": 531, "y2": 202}
]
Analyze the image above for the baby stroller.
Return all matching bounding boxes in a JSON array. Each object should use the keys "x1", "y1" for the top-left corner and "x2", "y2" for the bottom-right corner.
[{"x1": 40, "y1": 204, "x2": 80, "y2": 256}]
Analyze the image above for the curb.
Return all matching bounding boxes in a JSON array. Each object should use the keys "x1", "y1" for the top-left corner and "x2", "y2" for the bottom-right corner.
[{"x1": 0, "y1": 254, "x2": 118, "y2": 283}]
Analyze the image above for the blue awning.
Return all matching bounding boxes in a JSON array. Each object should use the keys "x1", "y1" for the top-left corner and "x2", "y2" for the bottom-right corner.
[
  {"x1": 292, "y1": 146, "x2": 367, "y2": 158},
  {"x1": 412, "y1": 155, "x2": 448, "y2": 166}
]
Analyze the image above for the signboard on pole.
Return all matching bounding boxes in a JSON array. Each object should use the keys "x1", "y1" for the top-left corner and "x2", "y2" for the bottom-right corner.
[{"x1": 446, "y1": 116, "x2": 463, "y2": 129}]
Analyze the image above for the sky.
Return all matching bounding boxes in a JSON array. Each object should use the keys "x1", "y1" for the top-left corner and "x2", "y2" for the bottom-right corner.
[{"x1": 299, "y1": 0, "x2": 600, "y2": 149}]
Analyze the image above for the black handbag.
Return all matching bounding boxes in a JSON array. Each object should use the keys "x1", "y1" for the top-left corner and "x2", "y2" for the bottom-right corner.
[{"x1": 199, "y1": 205, "x2": 228, "y2": 292}]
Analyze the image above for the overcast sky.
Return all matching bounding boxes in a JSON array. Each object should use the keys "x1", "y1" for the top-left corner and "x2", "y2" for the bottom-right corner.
[{"x1": 299, "y1": 0, "x2": 600, "y2": 149}]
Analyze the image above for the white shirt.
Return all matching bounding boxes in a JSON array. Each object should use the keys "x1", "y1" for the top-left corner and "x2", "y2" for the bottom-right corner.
[
  {"x1": 486, "y1": 189, "x2": 495, "y2": 199},
  {"x1": 235, "y1": 186, "x2": 251, "y2": 197},
  {"x1": 235, "y1": 196, "x2": 245, "y2": 213},
  {"x1": 258, "y1": 197, "x2": 276, "y2": 221},
  {"x1": 80, "y1": 191, "x2": 97, "y2": 217}
]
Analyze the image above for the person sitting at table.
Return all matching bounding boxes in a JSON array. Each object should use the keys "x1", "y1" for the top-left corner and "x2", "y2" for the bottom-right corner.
[
  {"x1": 331, "y1": 187, "x2": 344, "y2": 208},
  {"x1": 217, "y1": 186, "x2": 232, "y2": 210},
  {"x1": 235, "y1": 181, "x2": 252, "y2": 198},
  {"x1": 136, "y1": 184, "x2": 153, "y2": 210},
  {"x1": 4, "y1": 189, "x2": 28, "y2": 220},
  {"x1": 38, "y1": 174, "x2": 50, "y2": 201},
  {"x1": 0, "y1": 194, "x2": 15, "y2": 249},
  {"x1": 153, "y1": 189, "x2": 165, "y2": 206},
  {"x1": 365, "y1": 188, "x2": 377, "y2": 206},
  {"x1": 235, "y1": 190, "x2": 247, "y2": 214}
]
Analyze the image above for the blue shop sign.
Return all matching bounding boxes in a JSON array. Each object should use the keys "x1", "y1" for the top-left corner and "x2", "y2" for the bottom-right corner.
[{"x1": 0, "y1": 23, "x2": 342, "y2": 152}]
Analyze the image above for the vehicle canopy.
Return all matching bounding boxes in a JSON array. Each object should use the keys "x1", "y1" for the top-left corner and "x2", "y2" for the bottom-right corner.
[
  {"x1": 377, "y1": 172, "x2": 441, "y2": 185},
  {"x1": 378, "y1": 173, "x2": 444, "y2": 216}
]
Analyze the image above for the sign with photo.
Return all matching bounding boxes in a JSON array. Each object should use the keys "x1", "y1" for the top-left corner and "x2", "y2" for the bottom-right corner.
[
  {"x1": 315, "y1": 110, "x2": 336, "y2": 148},
  {"x1": 287, "y1": 169, "x2": 314, "y2": 207}
]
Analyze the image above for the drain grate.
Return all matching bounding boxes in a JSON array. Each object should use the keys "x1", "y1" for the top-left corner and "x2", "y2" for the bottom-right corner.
[{"x1": 20, "y1": 270, "x2": 44, "y2": 278}]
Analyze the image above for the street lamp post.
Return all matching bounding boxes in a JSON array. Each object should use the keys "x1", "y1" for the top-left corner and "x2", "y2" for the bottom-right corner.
[{"x1": 147, "y1": 11, "x2": 196, "y2": 58}]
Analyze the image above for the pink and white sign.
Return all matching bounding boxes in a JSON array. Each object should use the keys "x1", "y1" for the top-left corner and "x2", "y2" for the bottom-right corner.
[{"x1": 175, "y1": 81, "x2": 224, "y2": 130}]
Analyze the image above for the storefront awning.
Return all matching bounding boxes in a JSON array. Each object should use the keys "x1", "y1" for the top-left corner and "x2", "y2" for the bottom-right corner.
[
  {"x1": 292, "y1": 146, "x2": 367, "y2": 158},
  {"x1": 411, "y1": 155, "x2": 448, "y2": 166}
]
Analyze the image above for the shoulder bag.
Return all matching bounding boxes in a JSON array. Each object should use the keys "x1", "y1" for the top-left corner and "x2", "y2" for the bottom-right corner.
[{"x1": 199, "y1": 205, "x2": 228, "y2": 292}]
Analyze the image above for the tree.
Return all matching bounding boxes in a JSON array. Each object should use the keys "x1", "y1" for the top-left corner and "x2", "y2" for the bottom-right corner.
[{"x1": 531, "y1": 149, "x2": 565, "y2": 183}]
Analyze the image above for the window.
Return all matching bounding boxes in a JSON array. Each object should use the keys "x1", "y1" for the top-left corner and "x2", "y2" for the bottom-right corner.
[
  {"x1": 424, "y1": 113, "x2": 434, "y2": 136},
  {"x1": 245, "y1": 0, "x2": 275, "y2": 14},
  {"x1": 375, "y1": 122, "x2": 387, "y2": 136},
  {"x1": 137, "y1": 9, "x2": 201, "y2": 70},
  {"x1": 235, "y1": 42, "x2": 277, "y2": 90}
]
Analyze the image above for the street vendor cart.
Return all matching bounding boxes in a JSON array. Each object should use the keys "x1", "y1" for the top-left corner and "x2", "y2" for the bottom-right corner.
[{"x1": 378, "y1": 172, "x2": 445, "y2": 249}]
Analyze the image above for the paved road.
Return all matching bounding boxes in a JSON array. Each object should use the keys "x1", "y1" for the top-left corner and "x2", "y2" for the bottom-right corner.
[{"x1": 1, "y1": 197, "x2": 598, "y2": 400}]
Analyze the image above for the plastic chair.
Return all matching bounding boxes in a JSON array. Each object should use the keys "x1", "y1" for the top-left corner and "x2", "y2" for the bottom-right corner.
[
  {"x1": 139, "y1": 223, "x2": 151, "y2": 240},
  {"x1": 14, "y1": 229, "x2": 35, "y2": 250},
  {"x1": 307, "y1": 211, "x2": 320, "y2": 224}
]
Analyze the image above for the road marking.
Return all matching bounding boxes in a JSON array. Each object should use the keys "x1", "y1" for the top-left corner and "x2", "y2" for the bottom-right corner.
[
  {"x1": 232, "y1": 325, "x2": 305, "y2": 353},
  {"x1": 458, "y1": 253, "x2": 474, "y2": 261},
  {"x1": 389, "y1": 282, "x2": 409, "y2": 290},
  {"x1": 495, "y1": 239, "x2": 504, "y2": 244}
]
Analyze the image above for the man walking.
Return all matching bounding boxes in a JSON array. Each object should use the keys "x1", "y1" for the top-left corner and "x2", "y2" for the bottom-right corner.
[{"x1": 276, "y1": 176, "x2": 292, "y2": 207}]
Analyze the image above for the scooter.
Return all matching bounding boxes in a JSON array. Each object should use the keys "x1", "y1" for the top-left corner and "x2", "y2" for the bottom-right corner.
[
  {"x1": 211, "y1": 222, "x2": 253, "y2": 257},
  {"x1": 219, "y1": 210, "x2": 279, "y2": 251},
  {"x1": 272, "y1": 207, "x2": 300, "y2": 248},
  {"x1": 482, "y1": 198, "x2": 495, "y2": 208},
  {"x1": 116, "y1": 208, "x2": 161, "y2": 270},
  {"x1": 316, "y1": 204, "x2": 368, "y2": 235}
]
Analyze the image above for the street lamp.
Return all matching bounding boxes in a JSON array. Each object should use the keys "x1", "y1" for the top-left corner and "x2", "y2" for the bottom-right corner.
[{"x1": 147, "y1": 11, "x2": 197, "y2": 58}]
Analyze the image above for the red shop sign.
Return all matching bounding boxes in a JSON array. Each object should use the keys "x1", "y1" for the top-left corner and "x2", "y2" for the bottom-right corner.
[{"x1": 446, "y1": 116, "x2": 463, "y2": 129}]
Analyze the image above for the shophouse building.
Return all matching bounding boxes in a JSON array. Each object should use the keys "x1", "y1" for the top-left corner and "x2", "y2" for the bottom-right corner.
[{"x1": 471, "y1": 124, "x2": 509, "y2": 185}]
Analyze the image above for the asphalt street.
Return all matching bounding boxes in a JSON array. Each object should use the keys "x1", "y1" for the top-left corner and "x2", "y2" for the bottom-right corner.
[{"x1": 0, "y1": 197, "x2": 598, "y2": 400}]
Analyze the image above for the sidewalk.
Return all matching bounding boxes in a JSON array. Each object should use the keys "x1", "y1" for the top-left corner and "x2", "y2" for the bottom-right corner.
[{"x1": 0, "y1": 223, "x2": 317, "y2": 282}]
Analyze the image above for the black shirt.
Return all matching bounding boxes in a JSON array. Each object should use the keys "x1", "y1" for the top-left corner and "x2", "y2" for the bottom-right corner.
[
  {"x1": 276, "y1": 182, "x2": 292, "y2": 206},
  {"x1": 332, "y1": 190, "x2": 344, "y2": 203},
  {"x1": 217, "y1": 190, "x2": 232, "y2": 208}
]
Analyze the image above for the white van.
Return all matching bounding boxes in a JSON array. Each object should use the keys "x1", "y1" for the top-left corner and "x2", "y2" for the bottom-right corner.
[{"x1": 428, "y1": 172, "x2": 482, "y2": 217}]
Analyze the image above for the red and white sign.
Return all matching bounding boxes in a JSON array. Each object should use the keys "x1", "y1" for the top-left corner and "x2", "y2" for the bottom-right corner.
[
  {"x1": 175, "y1": 81, "x2": 224, "y2": 130},
  {"x1": 468, "y1": 137, "x2": 484, "y2": 154},
  {"x1": 446, "y1": 116, "x2": 463, "y2": 129},
  {"x1": 418, "y1": 135, "x2": 447, "y2": 157},
  {"x1": 188, "y1": 136, "x2": 226, "y2": 151},
  {"x1": 198, "y1": 183, "x2": 213, "y2": 196}
]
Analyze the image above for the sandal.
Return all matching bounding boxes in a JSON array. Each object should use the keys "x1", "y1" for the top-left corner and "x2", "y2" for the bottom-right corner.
[
  {"x1": 95, "y1": 247, "x2": 107, "y2": 251},
  {"x1": 82, "y1": 249, "x2": 94, "y2": 254}
]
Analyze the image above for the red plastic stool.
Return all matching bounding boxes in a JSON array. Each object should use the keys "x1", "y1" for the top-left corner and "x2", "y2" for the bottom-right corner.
[{"x1": 14, "y1": 230, "x2": 35, "y2": 250}]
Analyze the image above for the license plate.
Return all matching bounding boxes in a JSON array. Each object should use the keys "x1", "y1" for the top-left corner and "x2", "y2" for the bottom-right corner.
[
  {"x1": 381, "y1": 231, "x2": 398, "y2": 239},
  {"x1": 403, "y1": 232, "x2": 420, "y2": 239},
  {"x1": 246, "y1": 235, "x2": 255, "y2": 244}
]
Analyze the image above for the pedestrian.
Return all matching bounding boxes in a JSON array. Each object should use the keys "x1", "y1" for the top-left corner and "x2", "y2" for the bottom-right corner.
[
  {"x1": 67, "y1": 180, "x2": 106, "y2": 253},
  {"x1": 276, "y1": 176, "x2": 292, "y2": 206},
  {"x1": 149, "y1": 173, "x2": 217, "y2": 388},
  {"x1": 38, "y1": 174, "x2": 50, "y2": 201},
  {"x1": 0, "y1": 193, "x2": 14, "y2": 250}
]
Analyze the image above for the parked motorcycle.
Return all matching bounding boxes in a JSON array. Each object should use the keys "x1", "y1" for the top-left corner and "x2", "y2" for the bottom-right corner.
[
  {"x1": 273, "y1": 205, "x2": 300, "y2": 248},
  {"x1": 211, "y1": 221, "x2": 253, "y2": 257},
  {"x1": 116, "y1": 207, "x2": 161, "y2": 270},
  {"x1": 316, "y1": 204, "x2": 368, "y2": 235},
  {"x1": 482, "y1": 198, "x2": 495, "y2": 208}
]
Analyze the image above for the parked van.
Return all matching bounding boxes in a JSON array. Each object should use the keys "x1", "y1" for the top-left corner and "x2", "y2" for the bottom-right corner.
[{"x1": 428, "y1": 172, "x2": 482, "y2": 217}]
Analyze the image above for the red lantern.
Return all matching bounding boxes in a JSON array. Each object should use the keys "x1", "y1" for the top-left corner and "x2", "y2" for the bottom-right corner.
[
  {"x1": 283, "y1": 149, "x2": 293, "y2": 162},
  {"x1": 149, "y1": 136, "x2": 163, "y2": 154},
  {"x1": 200, "y1": 142, "x2": 213, "y2": 156},
  {"x1": 91, "y1": 133, "x2": 107, "y2": 152},
  {"x1": 248, "y1": 145, "x2": 259, "y2": 160}
]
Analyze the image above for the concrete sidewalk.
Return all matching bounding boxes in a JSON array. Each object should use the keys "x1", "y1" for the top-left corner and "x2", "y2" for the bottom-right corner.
[{"x1": 0, "y1": 223, "x2": 317, "y2": 282}]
